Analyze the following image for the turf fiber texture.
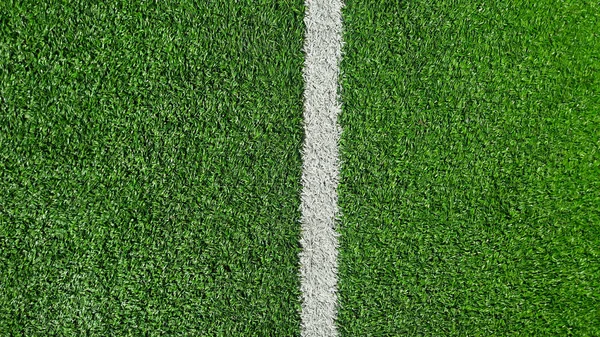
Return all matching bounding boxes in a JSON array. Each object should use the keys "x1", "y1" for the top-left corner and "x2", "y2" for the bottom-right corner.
[
  {"x1": 0, "y1": 0, "x2": 305, "y2": 335},
  {"x1": 337, "y1": 1, "x2": 600, "y2": 336}
]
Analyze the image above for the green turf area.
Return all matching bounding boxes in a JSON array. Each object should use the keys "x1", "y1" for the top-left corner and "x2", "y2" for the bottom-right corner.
[
  {"x1": 337, "y1": 1, "x2": 600, "y2": 335},
  {"x1": 0, "y1": 1, "x2": 305, "y2": 335}
]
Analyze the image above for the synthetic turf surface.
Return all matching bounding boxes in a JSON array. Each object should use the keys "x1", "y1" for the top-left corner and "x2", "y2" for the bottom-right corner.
[
  {"x1": 337, "y1": 1, "x2": 600, "y2": 336},
  {"x1": 0, "y1": 1, "x2": 305, "y2": 335}
]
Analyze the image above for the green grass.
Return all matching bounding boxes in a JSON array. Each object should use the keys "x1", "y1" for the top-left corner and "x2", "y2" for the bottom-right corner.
[
  {"x1": 338, "y1": 1, "x2": 600, "y2": 335},
  {"x1": 0, "y1": 0, "x2": 305, "y2": 335}
]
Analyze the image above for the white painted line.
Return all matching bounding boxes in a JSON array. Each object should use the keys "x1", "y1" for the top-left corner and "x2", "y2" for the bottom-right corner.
[{"x1": 299, "y1": 0, "x2": 344, "y2": 336}]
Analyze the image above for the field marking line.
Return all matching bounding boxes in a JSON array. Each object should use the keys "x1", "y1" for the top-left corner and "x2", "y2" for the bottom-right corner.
[{"x1": 299, "y1": 0, "x2": 344, "y2": 336}]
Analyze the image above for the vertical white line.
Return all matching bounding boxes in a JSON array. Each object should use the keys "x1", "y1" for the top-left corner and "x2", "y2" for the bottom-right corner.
[{"x1": 299, "y1": 0, "x2": 344, "y2": 336}]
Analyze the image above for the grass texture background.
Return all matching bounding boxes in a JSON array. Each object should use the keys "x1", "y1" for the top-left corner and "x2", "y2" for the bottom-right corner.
[
  {"x1": 0, "y1": 0, "x2": 305, "y2": 335},
  {"x1": 337, "y1": 0, "x2": 600, "y2": 335}
]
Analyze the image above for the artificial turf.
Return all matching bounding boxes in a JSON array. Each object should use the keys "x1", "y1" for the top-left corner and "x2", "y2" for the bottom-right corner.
[
  {"x1": 0, "y1": 0, "x2": 305, "y2": 335},
  {"x1": 337, "y1": 1, "x2": 600, "y2": 335}
]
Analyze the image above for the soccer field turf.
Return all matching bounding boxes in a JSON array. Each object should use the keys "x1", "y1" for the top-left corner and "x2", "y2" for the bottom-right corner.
[
  {"x1": 1, "y1": 0, "x2": 599, "y2": 336},
  {"x1": 337, "y1": 0, "x2": 600, "y2": 335},
  {"x1": 1, "y1": 0, "x2": 305, "y2": 335}
]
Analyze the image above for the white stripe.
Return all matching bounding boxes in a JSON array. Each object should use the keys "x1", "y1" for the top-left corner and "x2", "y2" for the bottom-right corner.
[{"x1": 299, "y1": 0, "x2": 344, "y2": 336}]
